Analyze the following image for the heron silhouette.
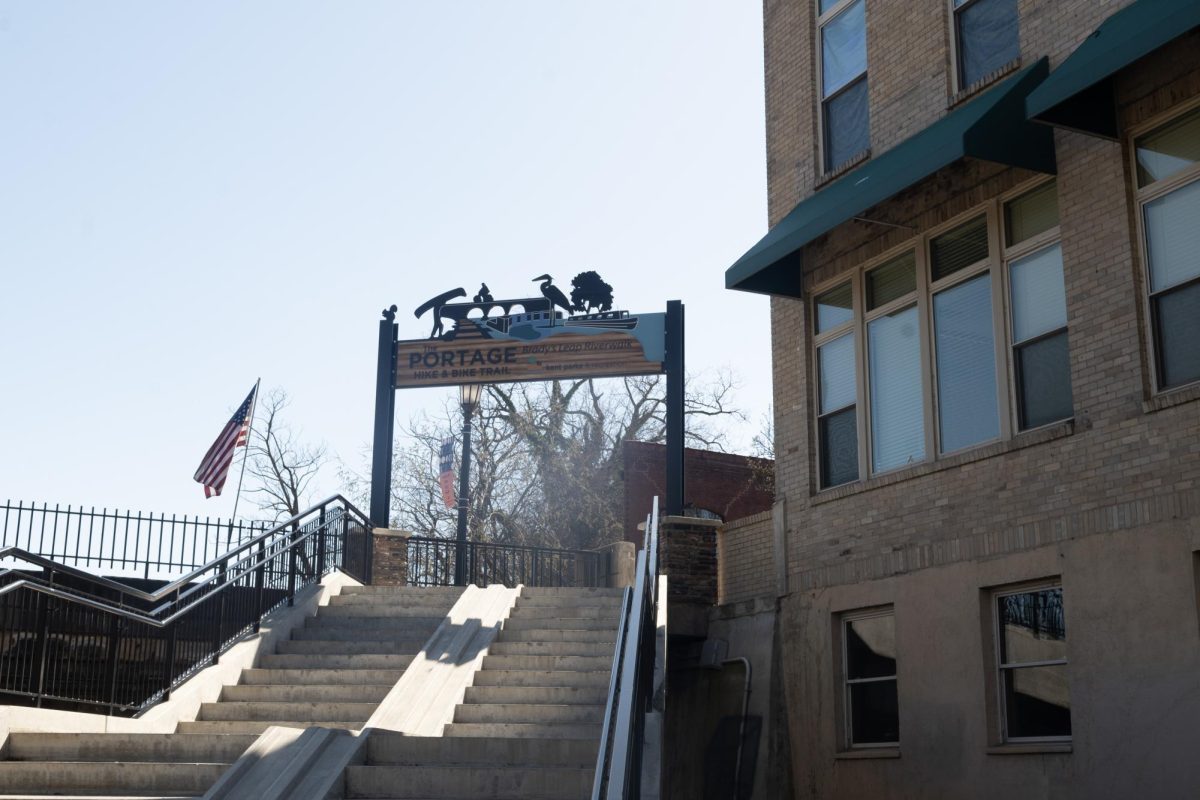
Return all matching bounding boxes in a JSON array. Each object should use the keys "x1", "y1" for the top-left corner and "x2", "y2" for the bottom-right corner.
[{"x1": 533, "y1": 274, "x2": 573, "y2": 316}]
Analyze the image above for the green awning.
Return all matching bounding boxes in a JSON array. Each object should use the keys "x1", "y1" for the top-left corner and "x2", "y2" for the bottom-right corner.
[
  {"x1": 1026, "y1": 0, "x2": 1200, "y2": 139},
  {"x1": 726, "y1": 60, "x2": 1054, "y2": 298}
]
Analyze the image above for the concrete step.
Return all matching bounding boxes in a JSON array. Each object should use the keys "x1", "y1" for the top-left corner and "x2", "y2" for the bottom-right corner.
[
  {"x1": 328, "y1": 593, "x2": 459, "y2": 608},
  {"x1": 453, "y1": 703, "x2": 604, "y2": 725},
  {"x1": 462, "y1": 685, "x2": 607, "y2": 706},
  {"x1": 365, "y1": 734, "x2": 596, "y2": 767},
  {"x1": 344, "y1": 764, "x2": 590, "y2": 799},
  {"x1": 443, "y1": 722, "x2": 601, "y2": 740},
  {"x1": 239, "y1": 668, "x2": 405, "y2": 685},
  {"x1": 220, "y1": 683, "x2": 392, "y2": 703},
  {"x1": 339, "y1": 585, "x2": 466, "y2": 596},
  {"x1": 304, "y1": 615, "x2": 444, "y2": 631},
  {"x1": 502, "y1": 617, "x2": 616, "y2": 632},
  {"x1": 489, "y1": 641, "x2": 614, "y2": 658},
  {"x1": 318, "y1": 604, "x2": 456, "y2": 619},
  {"x1": 0, "y1": 761, "x2": 226, "y2": 795},
  {"x1": 289, "y1": 626, "x2": 431, "y2": 643},
  {"x1": 258, "y1": 653, "x2": 414, "y2": 670},
  {"x1": 197, "y1": 700, "x2": 377, "y2": 723},
  {"x1": 471, "y1": 670, "x2": 610, "y2": 688},
  {"x1": 176, "y1": 720, "x2": 360, "y2": 735},
  {"x1": 519, "y1": 587, "x2": 624, "y2": 598},
  {"x1": 482, "y1": 654, "x2": 612, "y2": 672},
  {"x1": 499, "y1": 628, "x2": 615, "y2": 643},
  {"x1": 509, "y1": 605, "x2": 620, "y2": 621},
  {"x1": 276, "y1": 639, "x2": 424, "y2": 656},
  {"x1": 4, "y1": 732, "x2": 255, "y2": 763},
  {"x1": 515, "y1": 595, "x2": 624, "y2": 608}
]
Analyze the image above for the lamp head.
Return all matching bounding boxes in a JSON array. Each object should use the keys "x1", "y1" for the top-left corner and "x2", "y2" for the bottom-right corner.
[{"x1": 459, "y1": 383, "x2": 483, "y2": 410}]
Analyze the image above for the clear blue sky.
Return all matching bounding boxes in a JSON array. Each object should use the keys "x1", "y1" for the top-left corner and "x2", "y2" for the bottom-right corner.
[{"x1": 0, "y1": 2, "x2": 769, "y2": 520}]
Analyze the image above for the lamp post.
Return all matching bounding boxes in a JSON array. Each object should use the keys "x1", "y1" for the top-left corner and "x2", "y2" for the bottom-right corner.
[{"x1": 454, "y1": 383, "x2": 483, "y2": 586}]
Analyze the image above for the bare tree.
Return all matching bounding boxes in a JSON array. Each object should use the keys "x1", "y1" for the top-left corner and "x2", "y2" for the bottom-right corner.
[
  {"x1": 341, "y1": 371, "x2": 746, "y2": 550},
  {"x1": 245, "y1": 388, "x2": 328, "y2": 521}
]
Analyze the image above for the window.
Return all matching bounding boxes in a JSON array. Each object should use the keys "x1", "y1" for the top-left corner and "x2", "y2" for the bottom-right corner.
[
  {"x1": 815, "y1": 284, "x2": 859, "y2": 487},
  {"x1": 842, "y1": 609, "x2": 898, "y2": 747},
  {"x1": 819, "y1": 0, "x2": 869, "y2": 172},
  {"x1": 931, "y1": 216, "x2": 1000, "y2": 453},
  {"x1": 1134, "y1": 106, "x2": 1200, "y2": 392},
  {"x1": 994, "y1": 584, "x2": 1070, "y2": 741},
  {"x1": 866, "y1": 253, "x2": 925, "y2": 472},
  {"x1": 953, "y1": 0, "x2": 1019, "y2": 90},
  {"x1": 1004, "y1": 182, "x2": 1073, "y2": 429},
  {"x1": 810, "y1": 186, "x2": 1077, "y2": 490}
]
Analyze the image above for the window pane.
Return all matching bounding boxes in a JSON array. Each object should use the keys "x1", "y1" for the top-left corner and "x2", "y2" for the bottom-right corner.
[
  {"x1": 819, "y1": 333, "x2": 856, "y2": 413},
  {"x1": 1143, "y1": 180, "x2": 1200, "y2": 293},
  {"x1": 820, "y1": 406, "x2": 859, "y2": 487},
  {"x1": 1154, "y1": 280, "x2": 1200, "y2": 390},
  {"x1": 999, "y1": 588, "x2": 1067, "y2": 665},
  {"x1": 867, "y1": 252, "x2": 916, "y2": 310},
  {"x1": 821, "y1": 0, "x2": 866, "y2": 97},
  {"x1": 1004, "y1": 666, "x2": 1071, "y2": 738},
  {"x1": 868, "y1": 305, "x2": 925, "y2": 472},
  {"x1": 957, "y1": 0, "x2": 1019, "y2": 88},
  {"x1": 824, "y1": 77, "x2": 870, "y2": 171},
  {"x1": 1016, "y1": 332, "x2": 1073, "y2": 429},
  {"x1": 1136, "y1": 107, "x2": 1200, "y2": 187},
  {"x1": 1005, "y1": 182, "x2": 1059, "y2": 246},
  {"x1": 931, "y1": 216, "x2": 989, "y2": 281},
  {"x1": 849, "y1": 680, "x2": 899, "y2": 744},
  {"x1": 846, "y1": 615, "x2": 896, "y2": 679},
  {"x1": 1009, "y1": 243, "x2": 1067, "y2": 343},
  {"x1": 816, "y1": 283, "x2": 854, "y2": 333},
  {"x1": 934, "y1": 274, "x2": 999, "y2": 453}
]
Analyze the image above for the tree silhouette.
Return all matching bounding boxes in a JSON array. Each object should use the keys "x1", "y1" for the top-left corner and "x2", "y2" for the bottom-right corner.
[{"x1": 570, "y1": 271, "x2": 614, "y2": 313}]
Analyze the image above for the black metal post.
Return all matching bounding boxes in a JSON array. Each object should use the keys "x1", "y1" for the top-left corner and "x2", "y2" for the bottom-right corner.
[
  {"x1": 103, "y1": 615, "x2": 121, "y2": 715},
  {"x1": 316, "y1": 505, "x2": 327, "y2": 577},
  {"x1": 370, "y1": 306, "x2": 399, "y2": 528},
  {"x1": 253, "y1": 539, "x2": 266, "y2": 633},
  {"x1": 287, "y1": 524, "x2": 298, "y2": 607},
  {"x1": 454, "y1": 403, "x2": 474, "y2": 587},
  {"x1": 665, "y1": 300, "x2": 685, "y2": 516},
  {"x1": 211, "y1": 558, "x2": 227, "y2": 664}
]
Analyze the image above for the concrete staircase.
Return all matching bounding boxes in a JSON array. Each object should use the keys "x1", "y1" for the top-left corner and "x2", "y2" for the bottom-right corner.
[
  {"x1": 0, "y1": 584, "x2": 464, "y2": 798},
  {"x1": 344, "y1": 586, "x2": 625, "y2": 800}
]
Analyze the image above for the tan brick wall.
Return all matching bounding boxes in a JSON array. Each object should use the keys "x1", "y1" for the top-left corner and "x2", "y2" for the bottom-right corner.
[
  {"x1": 717, "y1": 510, "x2": 775, "y2": 605},
  {"x1": 762, "y1": 14, "x2": 1200, "y2": 593}
]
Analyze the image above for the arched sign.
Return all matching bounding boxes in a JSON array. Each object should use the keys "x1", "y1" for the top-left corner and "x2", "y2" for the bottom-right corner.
[{"x1": 370, "y1": 273, "x2": 684, "y2": 527}]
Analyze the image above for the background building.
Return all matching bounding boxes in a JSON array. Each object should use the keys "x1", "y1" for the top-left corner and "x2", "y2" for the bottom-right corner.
[{"x1": 716, "y1": 1, "x2": 1200, "y2": 797}]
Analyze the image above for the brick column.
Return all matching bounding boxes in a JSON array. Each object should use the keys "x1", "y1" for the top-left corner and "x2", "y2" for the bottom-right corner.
[
  {"x1": 370, "y1": 528, "x2": 410, "y2": 586},
  {"x1": 657, "y1": 515, "x2": 721, "y2": 637}
]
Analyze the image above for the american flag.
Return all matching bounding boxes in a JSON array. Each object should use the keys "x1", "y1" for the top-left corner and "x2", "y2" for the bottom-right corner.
[
  {"x1": 193, "y1": 384, "x2": 258, "y2": 499},
  {"x1": 438, "y1": 437, "x2": 456, "y2": 509}
]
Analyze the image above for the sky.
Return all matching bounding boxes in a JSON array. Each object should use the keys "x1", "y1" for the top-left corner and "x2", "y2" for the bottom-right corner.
[{"x1": 0, "y1": 2, "x2": 770, "y2": 522}]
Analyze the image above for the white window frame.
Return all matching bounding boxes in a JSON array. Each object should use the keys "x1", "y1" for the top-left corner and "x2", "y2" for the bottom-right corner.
[
  {"x1": 840, "y1": 606, "x2": 899, "y2": 749},
  {"x1": 999, "y1": 178, "x2": 1072, "y2": 432},
  {"x1": 992, "y1": 581, "x2": 1070, "y2": 744},
  {"x1": 808, "y1": 190, "x2": 1078, "y2": 491},
  {"x1": 1129, "y1": 97, "x2": 1200, "y2": 396},
  {"x1": 813, "y1": 280, "x2": 861, "y2": 489},
  {"x1": 817, "y1": 0, "x2": 869, "y2": 175}
]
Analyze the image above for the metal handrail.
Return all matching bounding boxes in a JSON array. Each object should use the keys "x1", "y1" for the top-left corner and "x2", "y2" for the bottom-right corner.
[{"x1": 593, "y1": 496, "x2": 660, "y2": 800}]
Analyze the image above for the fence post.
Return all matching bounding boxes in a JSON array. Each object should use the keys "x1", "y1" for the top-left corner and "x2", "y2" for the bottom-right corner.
[
  {"x1": 162, "y1": 605, "x2": 178, "y2": 702},
  {"x1": 212, "y1": 558, "x2": 228, "y2": 665},
  {"x1": 317, "y1": 505, "x2": 327, "y2": 577},
  {"x1": 254, "y1": 539, "x2": 266, "y2": 633},
  {"x1": 104, "y1": 615, "x2": 121, "y2": 715},
  {"x1": 287, "y1": 525, "x2": 298, "y2": 607},
  {"x1": 32, "y1": 592, "x2": 50, "y2": 708}
]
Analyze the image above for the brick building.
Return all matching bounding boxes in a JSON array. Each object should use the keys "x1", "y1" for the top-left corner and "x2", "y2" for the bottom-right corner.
[{"x1": 714, "y1": 1, "x2": 1200, "y2": 797}]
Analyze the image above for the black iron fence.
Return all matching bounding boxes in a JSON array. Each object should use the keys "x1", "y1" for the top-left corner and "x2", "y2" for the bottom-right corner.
[
  {"x1": 407, "y1": 536, "x2": 602, "y2": 589},
  {"x1": 0, "y1": 495, "x2": 371, "y2": 716},
  {"x1": 0, "y1": 501, "x2": 272, "y2": 579}
]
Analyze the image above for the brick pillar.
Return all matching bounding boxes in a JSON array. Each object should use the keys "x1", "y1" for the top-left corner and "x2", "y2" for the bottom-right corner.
[
  {"x1": 370, "y1": 528, "x2": 409, "y2": 586},
  {"x1": 657, "y1": 515, "x2": 721, "y2": 637}
]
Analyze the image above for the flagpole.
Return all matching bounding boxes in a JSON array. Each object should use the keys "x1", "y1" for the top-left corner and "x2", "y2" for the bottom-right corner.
[{"x1": 227, "y1": 378, "x2": 261, "y2": 548}]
